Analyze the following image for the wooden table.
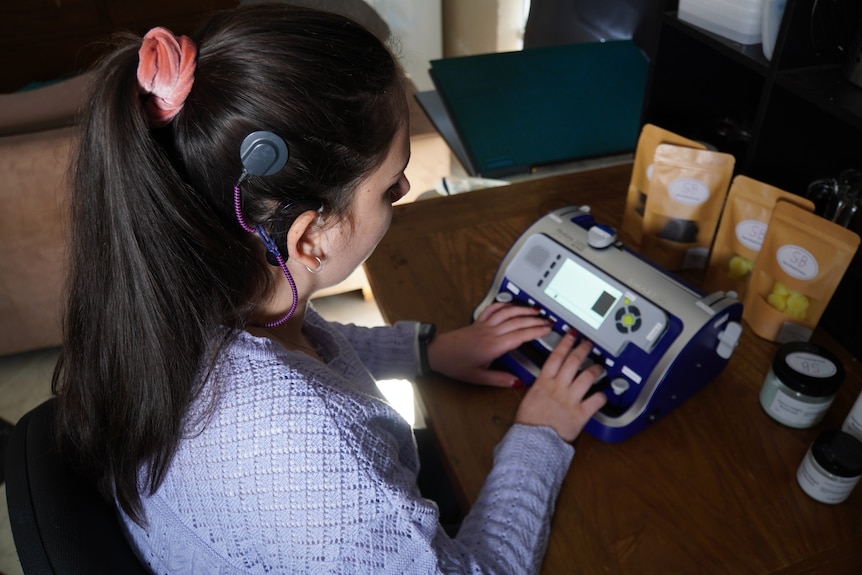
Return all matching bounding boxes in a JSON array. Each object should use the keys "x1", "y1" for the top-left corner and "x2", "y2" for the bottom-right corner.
[{"x1": 364, "y1": 163, "x2": 862, "y2": 574}]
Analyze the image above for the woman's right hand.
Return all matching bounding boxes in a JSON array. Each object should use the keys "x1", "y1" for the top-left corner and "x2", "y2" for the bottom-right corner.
[{"x1": 514, "y1": 331, "x2": 607, "y2": 442}]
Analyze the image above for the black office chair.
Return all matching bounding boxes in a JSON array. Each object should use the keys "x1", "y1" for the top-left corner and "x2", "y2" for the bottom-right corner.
[{"x1": 4, "y1": 398, "x2": 149, "y2": 575}]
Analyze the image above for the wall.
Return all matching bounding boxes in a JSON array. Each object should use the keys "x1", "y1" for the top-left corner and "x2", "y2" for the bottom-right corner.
[
  {"x1": 442, "y1": 0, "x2": 530, "y2": 57},
  {"x1": 367, "y1": 0, "x2": 442, "y2": 92}
]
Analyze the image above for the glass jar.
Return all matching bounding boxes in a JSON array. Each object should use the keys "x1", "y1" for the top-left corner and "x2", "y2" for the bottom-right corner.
[
  {"x1": 842, "y1": 389, "x2": 862, "y2": 442},
  {"x1": 759, "y1": 342, "x2": 844, "y2": 428},
  {"x1": 797, "y1": 430, "x2": 862, "y2": 504}
]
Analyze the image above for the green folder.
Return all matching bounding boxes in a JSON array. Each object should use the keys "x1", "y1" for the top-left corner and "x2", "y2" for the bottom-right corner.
[{"x1": 429, "y1": 40, "x2": 648, "y2": 178}]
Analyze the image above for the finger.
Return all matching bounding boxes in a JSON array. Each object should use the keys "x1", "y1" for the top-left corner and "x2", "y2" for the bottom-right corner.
[
  {"x1": 489, "y1": 315, "x2": 554, "y2": 339},
  {"x1": 475, "y1": 301, "x2": 508, "y2": 322},
  {"x1": 567, "y1": 339, "x2": 596, "y2": 371},
  {"x1": 468, "y1": 369, "x2": 523, "y2": 388},
  {"x1": 581, "y1": 389, "x2": 608, "y2": 415},
  {"x1": 551, "y1": 338, "x2": 595, "y2": 385},
  {"x1": 540, "y1": 330, "x2": 578, "y2": 375},
  {"x1": 478, "y1": 302, "x2": 546, "y2": 326},
  {"x1": 483, "y1": 328, "x2": 555, "y2": 362},
  {"x1": 570, "y1": 363, "x2": 606, "y2": 396}
]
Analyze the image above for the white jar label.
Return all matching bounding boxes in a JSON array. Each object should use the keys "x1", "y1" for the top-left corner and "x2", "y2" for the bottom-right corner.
[
  {"x1": 844, "y1": 415, "x2": 862, "y2": 443},
  {"x1": 735, "y1": 220, "x2": 767, "y2": 251},
  {"x1": 767, "y1": 389, "x2": 830, "y2": 426},
  {"x1": 842, "y1": 394, "x2": 862, "y2": 442},
  {"x1": 797, "y1": 448, "x2": 861, "y2": 504},
  {"x1": 668, "y1": 178, "x2": 709, "y2": 205},
  {"x1": 785, "y1": 352, "x2": 837, "y2": 378},
  {"x1": 776, "y1": 245, "x2": 818, "y2": 280}
]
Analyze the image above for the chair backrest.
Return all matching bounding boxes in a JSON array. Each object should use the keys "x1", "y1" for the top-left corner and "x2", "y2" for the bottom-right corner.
[{"x1": 4, "y1": 398, "x2": 149, "y2": 575}]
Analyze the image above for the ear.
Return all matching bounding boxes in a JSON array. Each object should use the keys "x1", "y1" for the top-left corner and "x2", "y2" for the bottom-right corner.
[{"x1": 285, "y1": 209, "x2": 325, "y2": 270}]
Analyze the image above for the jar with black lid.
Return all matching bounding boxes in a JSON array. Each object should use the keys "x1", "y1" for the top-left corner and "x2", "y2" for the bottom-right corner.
[
  {"x1": 759, "y1": 341, "x2": 844, "y2": 428},
  {"x1": 797, "y1": 430, "x2": 862, "y2": 504}
]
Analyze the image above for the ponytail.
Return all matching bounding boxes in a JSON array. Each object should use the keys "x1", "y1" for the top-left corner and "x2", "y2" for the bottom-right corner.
[
  {"x1": 54, "y1": 35, "x2": 257, "y2": 523},
  {"x1": 52, "y1": 4, "x2": 407, "y2": 524}
]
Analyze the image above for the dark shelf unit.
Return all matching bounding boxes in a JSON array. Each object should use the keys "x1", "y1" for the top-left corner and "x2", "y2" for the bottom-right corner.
[
  {"x1": 0, "y1": 0, "x2": 237, "y2": 93},
  {"x1": 643, "y1": 0, "x2": 862, "y2": 359}
]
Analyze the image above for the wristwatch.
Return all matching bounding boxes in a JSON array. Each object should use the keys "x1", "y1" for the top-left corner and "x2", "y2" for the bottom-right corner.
[{"x1": 417, "y1": 322, "x2": 437, "y2": 376}]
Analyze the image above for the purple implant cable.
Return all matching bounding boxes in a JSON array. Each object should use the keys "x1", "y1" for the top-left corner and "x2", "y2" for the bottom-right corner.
[{"x1": 233, "y1": 182, "x2": 298, "y2": 327}]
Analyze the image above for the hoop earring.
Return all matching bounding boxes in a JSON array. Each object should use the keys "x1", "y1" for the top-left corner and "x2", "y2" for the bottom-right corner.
[{"x1": 305, "y1": 256, "x2": 324, "y2": 274}]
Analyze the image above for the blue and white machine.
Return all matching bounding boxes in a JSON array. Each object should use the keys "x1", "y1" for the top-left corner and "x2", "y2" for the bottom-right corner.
[{"x1": 474, "y1": 206, "x2": 743, "y2": 443}]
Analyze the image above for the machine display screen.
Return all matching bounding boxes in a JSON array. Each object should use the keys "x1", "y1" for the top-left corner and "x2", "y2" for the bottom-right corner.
[{"x1": 544, "y1": 257, "x2": 622, "y2": 330}]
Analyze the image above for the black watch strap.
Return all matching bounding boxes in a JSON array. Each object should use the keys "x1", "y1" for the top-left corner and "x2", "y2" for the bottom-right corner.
[{"x1": 417, "y1": 322, "x2": 436, "y2": 376}]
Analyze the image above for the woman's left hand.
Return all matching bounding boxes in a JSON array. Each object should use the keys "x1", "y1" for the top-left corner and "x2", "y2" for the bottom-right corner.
[{"x1": 425, "y1": 302, "x2": 553, "y2": 387}]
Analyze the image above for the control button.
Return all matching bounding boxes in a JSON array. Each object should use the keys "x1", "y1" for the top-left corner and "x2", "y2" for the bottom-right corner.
[
  {"x1": 572, "y1": 208, "x2": 594, "y2": 230},
  {"x1": 587, "y1": 224, "x2": 617, "y2": 249},
  {"x1": 716, "y1": 321, "x2": 743, "y2": 359},
  {"x1": 621, "y1": 365, "x2": 642, "y2": 384},
  {"x1": 537, "y1": 330, "x2": 562, "y2": 351},
  {"x1": 646, "y1": 322, "x2": 665, "y2": 343},
  {"x1": 495, "y1": 291, "x2": 513, "y2": 303},
  {"x1": 610, "y1": 378, "x2": 630, "y2": 395},
  {"x1": 614, "y1": 306, "x2": 642, "y2": 333}
]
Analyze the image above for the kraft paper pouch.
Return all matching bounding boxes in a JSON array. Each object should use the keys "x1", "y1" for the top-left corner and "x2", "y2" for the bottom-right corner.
[
  {"x1": 620, "y1": 124, "x2": 706, "y2": 247},
  {"x1": 703, "y1": 176, "x2": 814, "y2": 299},
  {"x1": 743, "y1": 201, "x2": 860, "y2": 343},
  {"x1": 640, "y1": 143, "x2": 735, "y2": 271}
]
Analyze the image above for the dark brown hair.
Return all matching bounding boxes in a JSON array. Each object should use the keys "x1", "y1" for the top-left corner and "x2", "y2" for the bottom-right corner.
[{"x1": 52, "y1": 3, "x2": 407, "y2": 524}]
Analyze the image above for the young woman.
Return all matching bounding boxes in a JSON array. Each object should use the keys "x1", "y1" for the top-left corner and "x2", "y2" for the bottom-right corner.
[{"x1": 53, "y1": 4, "x2": 606, "y2": 573}]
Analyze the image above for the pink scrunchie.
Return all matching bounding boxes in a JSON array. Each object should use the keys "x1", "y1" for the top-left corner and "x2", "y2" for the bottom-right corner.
[{"x1": 137, "y1": 27, "x2": 197, "y2": 127}]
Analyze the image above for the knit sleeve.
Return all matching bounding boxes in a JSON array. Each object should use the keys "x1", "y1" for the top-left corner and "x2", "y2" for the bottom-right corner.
[
  {"x1": 118, "y1": 332, "x2": 575, "y2": 575},
  {"x1": 325, "y1": 413, "x2": 575, "y2": 575},
  {"x1": 328, "y1": 423, "x2": 574, "y2": 574},
  {"x1": 326, "y1": 317, "x2": 421, "y2": 379},
  {"x1": 444, "y1": 424, "x2": 575, "y2": 574}
]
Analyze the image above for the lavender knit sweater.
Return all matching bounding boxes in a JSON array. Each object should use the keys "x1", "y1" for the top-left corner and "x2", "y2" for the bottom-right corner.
[{"x1": 119, "y1": 307, "x2": 574, "y2": 574}]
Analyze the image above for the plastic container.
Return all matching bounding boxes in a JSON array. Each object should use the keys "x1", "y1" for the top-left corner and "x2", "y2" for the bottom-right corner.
[
  {"x1": 679, "y1": 0, "x2": 764, "y2": 45},
  {"x1": 759, "y1": 341, "x2": 844, "y2": 428},
  {"x1": 842, "y1": 389, "x2": 862, "y2": 442},
  {"x1": 797, "y1": 430, "x2": 862, "y2": 504}
]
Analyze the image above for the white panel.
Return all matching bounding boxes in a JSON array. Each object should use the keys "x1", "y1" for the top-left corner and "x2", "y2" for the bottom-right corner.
[{"x1": 366, "y1": 0, "x2": 442, "y2": 92}]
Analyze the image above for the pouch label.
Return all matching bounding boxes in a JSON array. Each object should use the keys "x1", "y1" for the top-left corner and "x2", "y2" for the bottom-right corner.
[
  {"x1": 777, "y1": 245, "x2": 818, "y2": 280},
  {"x1": 668, "y1": 178, "x2": 709, "y2": 205},
  {"x1": 735, "y1": 220, "x2": 767, "y2": 251}
]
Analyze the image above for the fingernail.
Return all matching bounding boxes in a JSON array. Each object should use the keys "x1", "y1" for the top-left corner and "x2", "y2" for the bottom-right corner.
[{"x1": 511, "y1": 380, "x2": 525, "y2": 389}]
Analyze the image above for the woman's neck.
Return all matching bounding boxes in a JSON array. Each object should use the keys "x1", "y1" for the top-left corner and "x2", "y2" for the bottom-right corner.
[{"x1": 247, "y1": 308, "x2": 323, "y2": 361}]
